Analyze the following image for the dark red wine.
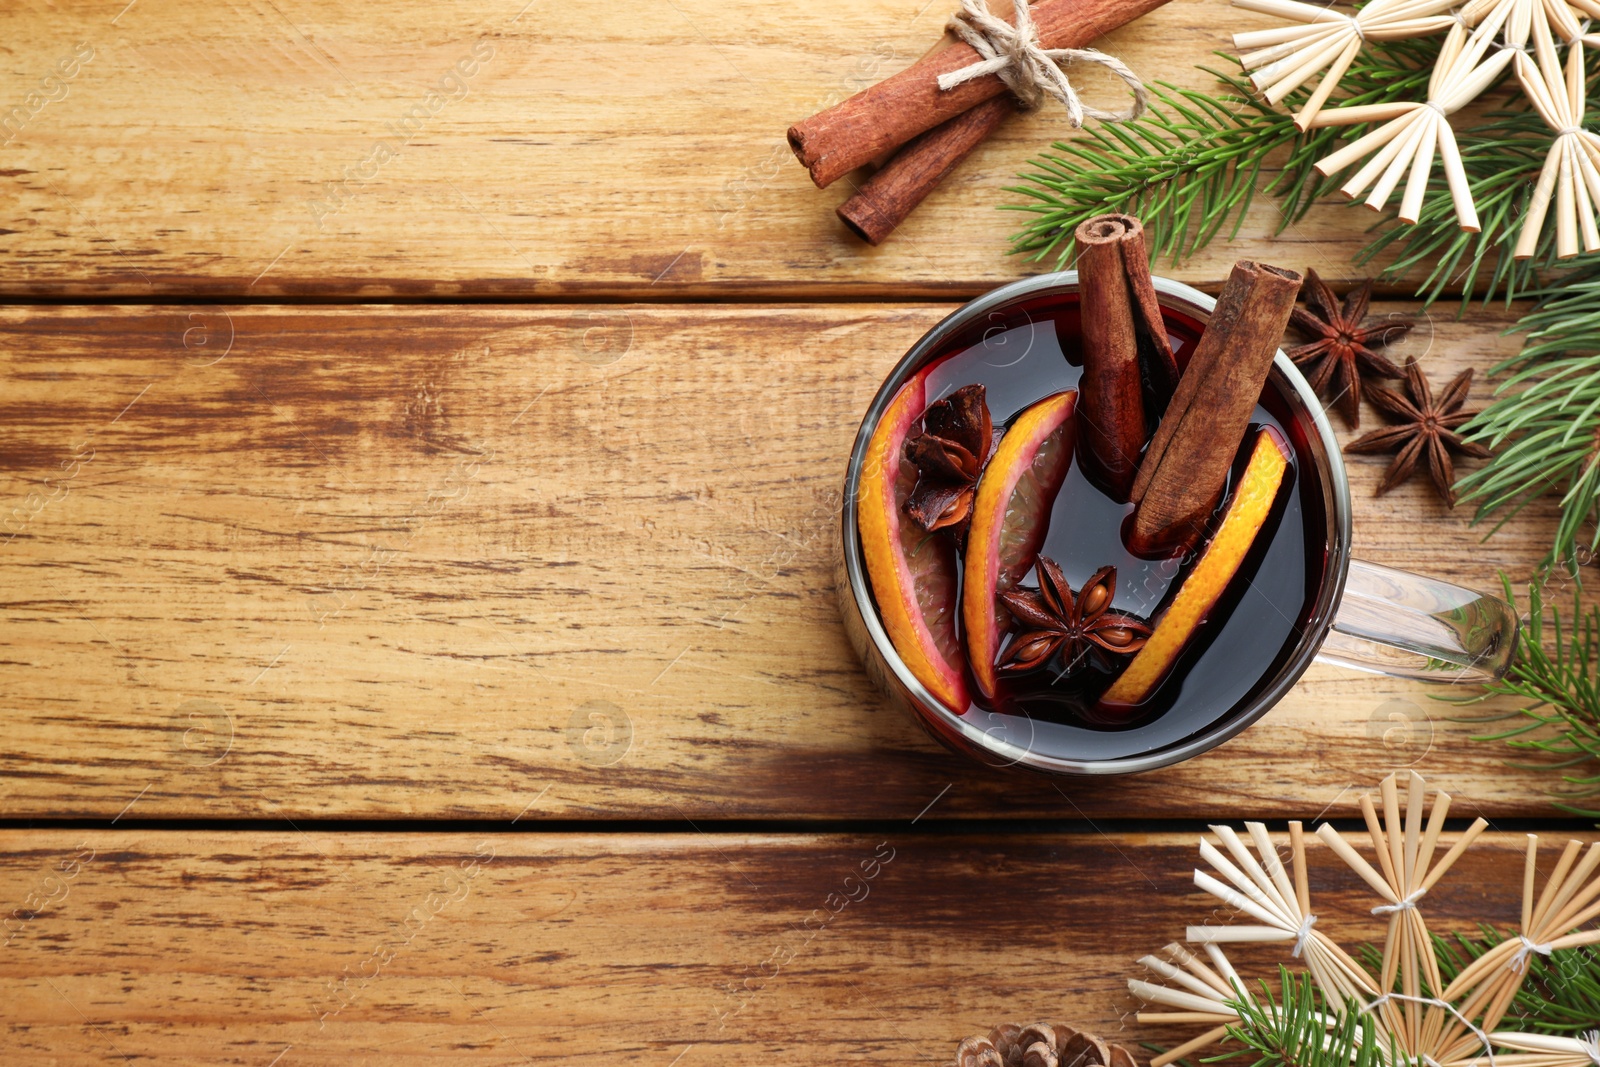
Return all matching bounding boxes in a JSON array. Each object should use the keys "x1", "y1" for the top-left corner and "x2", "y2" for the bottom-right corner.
[{"x1": 880, "y1": 292, "x2": 1328, "y2": 763}]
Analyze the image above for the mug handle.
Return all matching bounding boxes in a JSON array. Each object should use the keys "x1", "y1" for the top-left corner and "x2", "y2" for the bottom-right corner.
[{"x1": 1314, "y1": 559, "x2": 1521, "y2": 684}]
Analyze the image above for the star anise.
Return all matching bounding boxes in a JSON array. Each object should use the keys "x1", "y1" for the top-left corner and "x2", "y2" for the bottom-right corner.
[
  {"x1": 903, "y1": 383, "x2": 994, "y2": 539},
  {"x1": 1345, "y1": 357, "x2": 1491, "y2": 506},
  {"x1": 1287, "y1": 269, "x2": 1410, "y2": 428},
  {"x1": 997, "y1": 557, "x2": 1151, "y2": 675}
]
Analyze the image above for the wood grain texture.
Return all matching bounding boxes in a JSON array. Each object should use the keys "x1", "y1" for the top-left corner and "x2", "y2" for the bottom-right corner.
[
  {"x1": 0, "y1": 830, "x2": 1590, "y2": 1064},
  {"x1": 0, "y1": 302, "x2": 1577, "y2": 821},
  {"x1": 0, "y1": 0, "x2": 1413, "y2": 298}
]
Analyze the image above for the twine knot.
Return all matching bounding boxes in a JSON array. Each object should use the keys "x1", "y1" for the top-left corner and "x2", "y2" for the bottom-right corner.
[
  {"x1": 1359, "y1": 993, "x2": 1497, "y2": 1067},
  {"x1": 1346, "y1": 13, "x2": 1366, "y2": 41},
  {"x1": 1291, "y1": 913, "x2": 1318, "y2": 958},
  {"x1": 1510, "y1": 935, "x2": 1554, "y2": 973},
  {"x1": 938, "y1": 0, "x2": 1148, "y2": 127},
  {"x1": 1558, "y1": 125, "x2": 1586, "y2": 138},
  {"x1": 1372, "y1": 887, "x2": 1426, "y2": 915}
]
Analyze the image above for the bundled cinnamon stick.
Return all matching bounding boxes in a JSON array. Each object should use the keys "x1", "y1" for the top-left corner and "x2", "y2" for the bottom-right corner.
[
  {"x1": 788, "y1": 0, "x2": 1172, "y2": 190},
  {"x1": 837, "y1": 1, "x2": 1018, "y2": 245},
  {"x1": 1128, "y1": 261, "x2": 1302, "y2": 555},
  {"x1": 1074, "y1": 214, "x2": 1179, "y2": 498},
  {"x1": 838, "y1": 96, "x2": 1016, "y2": 245}
]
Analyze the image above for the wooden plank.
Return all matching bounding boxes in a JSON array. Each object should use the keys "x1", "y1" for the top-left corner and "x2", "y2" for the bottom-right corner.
[
  {"x1": 0, "y1": 0, "x2": 1406, "y2": 298},
  {"x1": 0, "y1": 830, "x2": 1589, "y2": 1064},
  {"x1": 0, "y1": 302, "x2": 1574, "y2": 821}
]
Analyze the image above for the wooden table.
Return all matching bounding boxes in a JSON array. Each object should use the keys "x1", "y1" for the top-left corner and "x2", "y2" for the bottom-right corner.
[{"x1": 0, "y1": 1, "x2": 1592, "y2": 1061}]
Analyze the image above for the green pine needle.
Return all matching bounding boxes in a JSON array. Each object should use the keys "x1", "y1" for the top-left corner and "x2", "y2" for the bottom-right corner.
[
  {"x1": 1432, "y1": 928, "x2": 1600, "y2": 1033},
  {"x1": 1211, "y1": 970, "x2": 1386, "y2": 1067},
  {"x1": 1005, "y1": 45, "x2": 1432, "y2": 269},
  {"x1": 1176, "y1": 934, "x2": 1600, "y2": 1067},
  {"x1": 1004, "y1": 71, "x2": 1310, "y2": 266},
  {"x1": 1447, "y1": 578, "x2": 1600, "y2": 818}
]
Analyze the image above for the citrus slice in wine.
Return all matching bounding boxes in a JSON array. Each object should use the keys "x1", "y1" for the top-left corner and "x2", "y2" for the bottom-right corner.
[
  {"x1": 962, "y1": 391, "x2": 1079, "y2": 701},
  {"x1": 858, "y1": 373, "x2": 970, "y2": 711},
  {"x1": 1101, "y1": 426, "x2": 1290, "y2": 708}
]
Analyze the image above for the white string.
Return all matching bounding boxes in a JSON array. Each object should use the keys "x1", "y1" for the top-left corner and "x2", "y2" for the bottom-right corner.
[
  {"x1": 1510, "y1": 935, "x2": 1553, "y2": 973},
  {"x1": 1372, "y1": 887, "x2": 1426, "y2": 915},
  {"x1": 1291, "y1": 913, "x2": 1317, "y2": 958},
  {"x1": 1347, "y1": 13, "x2": 1366, "y2": 42},
  {"x1": 1581, "y1": 1031, "x2": 1600, "y2": 1067},
  {"x1": 1558, "y1": 126, "x2": 1586, "y2": 137},
  {"x1": 1360, "y1": 993, "x2": 1497, "y2": 1067},
  {"x1": 937, "y1": 0, "x2": 1149, "y2": 127}
]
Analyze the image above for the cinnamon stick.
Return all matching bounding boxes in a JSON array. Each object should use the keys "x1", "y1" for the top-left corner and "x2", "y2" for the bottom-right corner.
[
  {"x1": 788, "y1": 0, "x2": 1173, "y2": 189},
  {"x1": 1128, "y1": 261, "x2": 1302, "y2": 556},
  {"x1": 838, "y1": 96, "x2": 1016, "y2": 244},
  {"x1": 838, "y1": 0, "x2": 1018, "y2": 244},
  {"x1": 1073, "y1": 214, "x2": 1178, "y2": 498}
]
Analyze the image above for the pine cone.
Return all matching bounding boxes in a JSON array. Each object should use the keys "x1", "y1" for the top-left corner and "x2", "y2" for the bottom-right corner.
[{"x1": 951, "y1": 1021, "x2": 1140, "y2": 1067}]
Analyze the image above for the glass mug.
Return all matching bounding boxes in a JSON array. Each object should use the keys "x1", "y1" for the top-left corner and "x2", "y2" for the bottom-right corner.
[{"x1": 836, "y1": 273, "x2": 1519, "y2": 775}]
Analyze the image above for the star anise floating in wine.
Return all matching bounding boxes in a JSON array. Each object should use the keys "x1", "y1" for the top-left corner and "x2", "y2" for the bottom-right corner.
[
  {"x1": 1287, "y1": 269, "x2": 1410, "y2": 428},
  {"x1": 903, "y1": 383, "x2": 994, "y2": 539},
  {"x1": 997, "y1": 557, "x2": 1151, "y2": 676},
  {"x1": 1345, "y1": 357, "x2": 1490, "y2": 506}
]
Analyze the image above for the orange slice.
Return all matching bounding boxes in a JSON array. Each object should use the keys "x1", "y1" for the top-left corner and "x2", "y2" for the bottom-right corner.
[
  {"x1": 858, "y1": 373, "x2": 970, "y2": 711},
  {"x1": 1101, "y1": 427, "x2": 1291, "y2": 707},
  {"x1": 962, "y1": 391, "x2": 1078, "y2": 701}
]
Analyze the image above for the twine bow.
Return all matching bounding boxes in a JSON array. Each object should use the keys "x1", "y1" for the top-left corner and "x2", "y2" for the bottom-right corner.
[
  {"x1": 937, "y1": 0, "x2": 1148, "y2": 127},
  {"x1": 1360, "y1": 993, "x2": 1498, "y2": 1067},
  {"x1": 1290, "y1": 913, "x2": 1318, "y2": 958},
  {"x1": 1371, "y1": 887, "x2": 1427, "y2": 915},
  {"x1": 1510, "y1": 934, "x2": 1554, "y2": 973}
]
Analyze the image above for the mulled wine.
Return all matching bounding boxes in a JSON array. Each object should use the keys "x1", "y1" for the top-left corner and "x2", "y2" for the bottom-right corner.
[{"x1": 853, "y1": 240, "x2": 1330, "y2": 764}]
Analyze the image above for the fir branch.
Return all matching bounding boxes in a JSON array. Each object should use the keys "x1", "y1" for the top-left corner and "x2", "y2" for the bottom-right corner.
[
  {"x1": 1433, "y1": 928, "x2": 1600, "y2": 1035},
  {"x1": 1003, "y1": 72, "x2": 1307, "y2": 266},
  {"x1": 1454, "y1": 346, "x2": 1600, "y2": 568},
  {"x1": 1209, "y1": 971, "x2": 1383, "y2": 1067},
  {"x1": 1005, "y1": 45, "x2": 1433, "y2": 268},
  {"x1": 1452, "y1": 232, "x2": 1600, "y2": 555},
  {"x1": 1449, "y1": 578, "x2": 1600, "y2": 817}
]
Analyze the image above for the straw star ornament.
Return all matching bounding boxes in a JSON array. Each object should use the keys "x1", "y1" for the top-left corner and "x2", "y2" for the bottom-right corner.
[
  {"x1": 1307, "y1": 8, "x2": 1519, "y2": 230},
  {"x1": 1130, "y1": 943, "x2": 1272, "y2": 1067},
  {"x1": 1513, "y1": 18, "x2": 1600, "y2": 256},
  {"x1": 1130, "y1": 772, "x2": 1600, "y2": 1067},
  {"x1": 1232, "y1": 0, "x2": 1600, "y2": 252},
  {"x1": 1457, "y1": 0, "x2": 1600, "y2": 51},
  {"x1": 1231, "y1": 0, "x2": 1458, "y2": 127}
]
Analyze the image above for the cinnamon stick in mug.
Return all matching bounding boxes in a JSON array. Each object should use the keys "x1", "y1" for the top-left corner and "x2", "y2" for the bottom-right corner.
[
  {"x1": 1074, "y1": 214, "x2": 1180, "y2": 498},
  {"x1": 1128, "y1": 261, "x2": 1302, "y2": 555}
]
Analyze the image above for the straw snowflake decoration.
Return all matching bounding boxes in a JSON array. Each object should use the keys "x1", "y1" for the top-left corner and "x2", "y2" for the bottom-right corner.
[
  {"x1": 1130, "y1": 772, "x2": 1600, "y2": 1067},
  {"x1": 1233, "y1": 0, "x2": 1600, "y2": 252}
]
